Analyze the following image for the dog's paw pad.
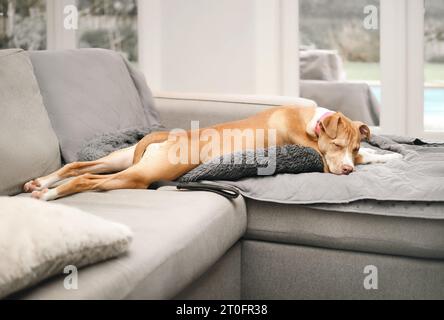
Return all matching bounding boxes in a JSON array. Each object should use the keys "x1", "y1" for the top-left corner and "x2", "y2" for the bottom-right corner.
[
  {"x1": 24, "y1": 180, "x2": 42, "y2": 193},
  {"x1": 31, "y1": 189, "x2": 50, "y2": 201}
]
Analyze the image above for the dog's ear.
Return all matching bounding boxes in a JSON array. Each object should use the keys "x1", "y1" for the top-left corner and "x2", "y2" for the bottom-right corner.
[
  {"x1": 355, "y1": 121, "x2": 371, "y2": 141},
  {"x1": 320, "y1": 114, "x2": 340, "y2": 139}
]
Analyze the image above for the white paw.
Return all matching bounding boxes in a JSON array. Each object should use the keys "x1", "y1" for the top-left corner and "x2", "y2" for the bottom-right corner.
[
  {"x1": 364, "y1": 152, "x2": 403, "y2": 164},
  {"x1": 31, "y1": 189, "x2": 58, "y2": 201},
  {"x1": 361, "y1": 147, "x2": 377, "y2": 154},
  {"x1": 385, "y1": 153, "x2": 403, "y2": 161},
  {"x1": 24, "y1": 180, "x2": 43, "y2": 193}
]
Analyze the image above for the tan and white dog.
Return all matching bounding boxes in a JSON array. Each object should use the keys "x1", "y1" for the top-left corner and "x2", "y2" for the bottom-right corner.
[{"x1": 24, "y1": 105, "x2": 401, "y2": 201}]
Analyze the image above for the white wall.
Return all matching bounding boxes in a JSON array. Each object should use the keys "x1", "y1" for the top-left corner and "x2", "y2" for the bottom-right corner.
[
  {"x1": 139, "y1": 0, "x2": 299, "y2": 96},
  {"x1": 162, "y1": 0, "x2": 257, "y2": 94}
]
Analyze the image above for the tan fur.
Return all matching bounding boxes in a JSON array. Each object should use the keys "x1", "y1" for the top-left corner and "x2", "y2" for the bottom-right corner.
[
  {"x1": 26, "y1": 106, "x2": 371, "y2": 201},
  {"x1": 317, "y1": 113, "x2": 368, "y2": 174}
]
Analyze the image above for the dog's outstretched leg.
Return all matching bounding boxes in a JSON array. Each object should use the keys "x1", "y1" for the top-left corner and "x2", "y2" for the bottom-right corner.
[
  {"x1": 31, "y1": 141, "x2": 199, "y2": 201},
  {"x1": 24, "y1": 146, "x2": 136, "y2": 193},
  {"x1": 31, "y1": 165, "x2": 148, "y2": 201}
]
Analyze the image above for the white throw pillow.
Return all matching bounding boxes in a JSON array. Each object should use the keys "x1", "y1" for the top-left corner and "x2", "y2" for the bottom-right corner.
[{"x1": 0, "y1": 197, "x2": 133, "y2": 299}]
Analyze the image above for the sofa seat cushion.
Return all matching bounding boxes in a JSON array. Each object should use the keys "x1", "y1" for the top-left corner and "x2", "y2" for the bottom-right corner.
[
  {"x1": 245, "y1": 199, "x2": 444, "y2": 260},
  {"x1": 15, "y1": 190, "x2": 246, "y2": 300}
]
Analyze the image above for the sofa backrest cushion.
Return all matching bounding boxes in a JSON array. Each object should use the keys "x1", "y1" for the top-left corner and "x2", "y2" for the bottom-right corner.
[
  {"x1": 29, "y1": 49, "x2": 163, "y2": 163},
  {"x1": 0, "y1": 49, "x2": 61, "y2": 196}
]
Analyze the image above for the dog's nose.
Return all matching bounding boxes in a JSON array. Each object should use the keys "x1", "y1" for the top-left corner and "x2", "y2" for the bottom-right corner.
[{"x1": 341, "y1": 165, "x2": 354, "y2": 175}]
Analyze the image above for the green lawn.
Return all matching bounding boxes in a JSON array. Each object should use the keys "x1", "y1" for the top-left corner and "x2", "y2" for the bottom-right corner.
[
  {"x1": 345, "y1": 62, "x2": 444, "y2": 83},
  {"x1": 425, "y1": 63, "x2": 444, "y2": 83},
  {"x1": 345, "y1": 62, "x2": 380, "y2": 81}
]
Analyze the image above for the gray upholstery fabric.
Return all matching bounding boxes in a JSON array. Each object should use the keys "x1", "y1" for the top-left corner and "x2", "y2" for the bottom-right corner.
[
  {"x1": 300, "y1": 80, "x2": 380, "y2": 125},
  {"x1": 300, "y1": 50, "x2": 346, "y2": 81},
  {"x1": 29, "y1": 49, "x2": 162, "y2": 163},
  {"x1": 245, "y1": 199, "x2": 444, "y2": 259},
  {"x1": 175, "y1": 243, "x2": 241, "y2": 300},
  {"x1": 0, "y1": 49, "x2": 61, "y2": 196},
  {"x1": 15, "y1": 190, "x2": 246, "y2": 300},
  {"x1": 122, "y1": 59, "x2": 163, "y2": 127},
  {"x1": 155, "y1": 97, "x2": 271, "y2": 130},
  {"x1": 242, "y1": 240, "x2": 444, "y2": 300},
  {"x1": 311, "y1": 200, "x2": 444, "y2": 220}
]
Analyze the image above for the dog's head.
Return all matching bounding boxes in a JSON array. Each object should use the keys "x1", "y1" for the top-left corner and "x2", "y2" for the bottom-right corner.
[{"x1": 317, "y1": 113, "x2": 370, "y2": 175}]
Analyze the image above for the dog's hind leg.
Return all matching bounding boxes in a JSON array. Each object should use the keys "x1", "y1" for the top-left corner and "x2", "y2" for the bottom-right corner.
[
  {"x1": 31, "y1": 164, "x2": 149, "y2": 201},
  {"x1": 32, "y1": 141, "x2": 200, "y2": 201},
  {"x1": 24, "y1": 146, "x2": 136, "y2": 193}
]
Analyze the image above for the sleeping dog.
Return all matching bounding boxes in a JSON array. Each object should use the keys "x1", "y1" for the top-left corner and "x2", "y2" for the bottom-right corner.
[{"x1": 24, "y1": 104, "x2": 402, "y2": 201}]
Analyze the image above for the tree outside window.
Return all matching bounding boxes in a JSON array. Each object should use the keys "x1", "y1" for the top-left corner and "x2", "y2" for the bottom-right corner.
[
  {"x1": 0, "y1": 0, "x2": 46, "y2": 50},
  {"x1": 77, "y1": 0, "x2": 138, "y2": 62}
]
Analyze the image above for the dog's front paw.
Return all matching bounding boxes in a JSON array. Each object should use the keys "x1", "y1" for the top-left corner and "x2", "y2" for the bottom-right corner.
[
  {"x1": 385, "y1": 153, "x2": 403, "y2": 161},
  {"x1": 374, "y1": 152, "x2": 403, "y2": 164},
  {"x1": 24, "y1": 180, "x2": 42, "y2": 193},
  {"x1": 361, "y1": 148, "x2": 378, "y2": 154}
]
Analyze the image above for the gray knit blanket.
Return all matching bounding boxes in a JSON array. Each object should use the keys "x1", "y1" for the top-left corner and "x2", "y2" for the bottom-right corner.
[
  {"x1": 77, "y1": 128, "x2": 324, "y2": 182},
  {"x1": 78, "y1": 128, "x2": 154, "y2": 162}
]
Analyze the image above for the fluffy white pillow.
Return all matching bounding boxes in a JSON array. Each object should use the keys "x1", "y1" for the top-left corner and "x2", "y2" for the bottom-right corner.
[{"x1": 0, "y1": 197, "x2": 133, "y2": 299}]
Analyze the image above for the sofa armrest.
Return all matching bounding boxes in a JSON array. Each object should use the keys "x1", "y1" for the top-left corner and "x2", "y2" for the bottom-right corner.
[{"x1": 153, "y1": 92, "x2": 317, "y2": 130}]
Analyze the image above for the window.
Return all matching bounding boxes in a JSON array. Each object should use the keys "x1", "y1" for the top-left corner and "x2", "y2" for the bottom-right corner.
[
  {"x1": 76, "y1": 0, "x2": 138, "y2": 62},
  {"x1": 424, "y1": 0, "x2": 444, "y2": 132},
  {"x1": 299, "y1": 0, "x2": 380, "y2": 82},
  {"x1": 0, "y1": 0, "x2": 46, "y2": 50},
  {"x1": 299, "y1": 0, "x2": 381, "y2": 126}
]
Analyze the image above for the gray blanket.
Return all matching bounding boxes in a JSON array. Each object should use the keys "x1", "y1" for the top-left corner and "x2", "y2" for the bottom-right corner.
[
  {"x1": 78, "y1": 128, "x2": 154, "y2": 162},
  {"x1": 179, "y1": 145, "x2": 324, "y2": 182},
  {"x1": 219, "y1": 135, "x2": 444, "y2": 204}
]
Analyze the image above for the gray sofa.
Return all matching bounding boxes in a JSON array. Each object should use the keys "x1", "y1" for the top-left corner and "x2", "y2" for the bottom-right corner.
[{"x1": 3, "y1": 49, "x2": 444, "y2": 300}]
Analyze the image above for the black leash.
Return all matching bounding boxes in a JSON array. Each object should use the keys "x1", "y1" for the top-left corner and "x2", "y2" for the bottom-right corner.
[{"x1": 150, "y1": 181, "x2": 240, "y2": 200}]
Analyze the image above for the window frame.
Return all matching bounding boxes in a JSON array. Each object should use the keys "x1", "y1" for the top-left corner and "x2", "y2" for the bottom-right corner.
[
  {"x1": 46, "y1": 0, "x2": 76, "y2": 50},
  {"x1": 380, "y1": 0, "x2": 430, "y2": 139},
  {"x1": 383, "y1": 0, "x2": 444, "y2": 140}
]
